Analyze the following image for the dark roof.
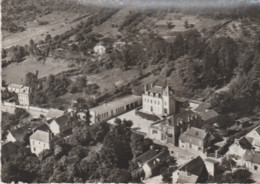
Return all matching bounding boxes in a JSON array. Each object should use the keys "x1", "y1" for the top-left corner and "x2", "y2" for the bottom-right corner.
[
  {"x1": 146, "y1": 150, "x2": 169, "y2": 169},
  {"x1": 9, "y1": 125, "x2": 30, "y2": 142},
  {"x1": 1, "y1": 142, "x2": 21, "y2": 157},
  {"x1": 35, "y1": 123, "x2": 51, "y2": 132},
  {"x1": 244, "y1": 150, "x2": 260, "y2": 164},
  {"x1": 179, "y1": 156, "x2": 207, "y2": 176},
  {"x1": 194, "y1": 102, "x2": 211, "y2": 113},
  {"x1": 53, "y1": 113, "x2": 71, "y2": 126},
  {"x1": 199, "y1": 110, "x2": 219, "y2": 121},
  {"x1": 239, "y1": 137, "x2": 253, "y2": 150},
  {"x1": 179, "y1": 127, "x2": 209, "y2": 146},
  {"x1": 136, "y1": 149, "x2": 158, "y2": 165}
]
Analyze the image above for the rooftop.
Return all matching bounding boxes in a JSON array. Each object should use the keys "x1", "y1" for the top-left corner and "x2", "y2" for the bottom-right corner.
[
  {"x1": 9, "y1": 125, "x2": 31, "y2": 142},
  {"x1": 146, "y1": 150, "x2": 169, "y2": 169},
  {"x1": 238, "y1": 137, "x2": 253, "y2": 150},
  {"x1": 194, "y1": 102, "x2": 211, "y2": 113},
  {"x1": 8, "y1": 83, "x2": 23, "y2": 89},
  {"x1": 244, "y1": 150, "x2": 260, "y2": 164},
  {"x1": 46, "y1": 108, "x2": 65, "y2": 120},
  {"x1": 178, "y1": 156, "x2": 207, "y2": 176},
  {"x1": 53, "y1": 113, "x2": 71, "y2": 126},
  {"x1": 149, "y1": 86, "x2": 164, "y2": 94},
  {"x1": 30, "y1": 130, "x2": 51, "y2": 143},
  {"x1": 136, "y1": 149, "x2": 158, "y2": 165},
  {"x1": 179, "y1": 127, "x2": 209, "y2": 146},
  {"x1": 199, "y1": 109, "x2": 219, "y2": 121},
  {"x1": 90, "y1": 95, "x2": 141, "y2": 114}
]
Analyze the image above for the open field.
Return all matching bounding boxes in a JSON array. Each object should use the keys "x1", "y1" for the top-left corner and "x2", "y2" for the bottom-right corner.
[
  {"x1": 2, "y1": 56, "x2": 74, "y2": 84},
  {"x1": 2, "y1": 11, "x2": 89, "y2": 49}
]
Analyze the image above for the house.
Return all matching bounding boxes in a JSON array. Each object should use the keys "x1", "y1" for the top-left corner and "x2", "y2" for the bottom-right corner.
[
  {"x1": 7, "y1": 83, "x2": 31, "y2": 106},
  {"x1": 241, "y1": 150, "x2": 260, "y2": 172},
  {"x1": 179, "y1": 127, "x2": 211, "y2": 154},
  {"x1": 172, "y1": 156, "x2": 208, "y2": 183},
  {"x1": 228, "y1": 137, "x2": 253, "y2": 158},
  {"x1": 89, "y1": 95, "x2": 142, "y2": 124},
  {"x1": 7, "y1": 83, "x2": 23, "y2": 93},
  {"x1": 45, "y1": 108, "x2": 65, "y2": 121},
  {"x1": 148, "y1": 111, "x2": 200, "y2": 146},
  {"x1": 204, "y1": 158, "x2": 219, "y2": 177},
  {"x1": 142, "y1": 84, "x2": 176, "y2": 116},
  {"x1": 193, "y1": 102, "x2": 219, "y2": 123},
  {"x1": 136, "y1": 149, "x2": 159, "y2": 167},
  {"x1": 48, "y1": 113, "x2": 73, "y2": 135},
  {"x1": 188, "y1": 99, "x2": 202, "y2": 110},
  {"x1": 245, "y1": 125, "x2": 260, "y2": 152},
  {"x1": 30, "y1": 130, "x2": 52, "y2": 155},
  {"x1": 18, "y1": 86, "x2": 31, "y2": 106},
  {"x1": 136, "y1": 149, "x2": 169, "y2": 179},
  {"x1": 6, "y1": 125, "x2": 31, "y2": 143}
]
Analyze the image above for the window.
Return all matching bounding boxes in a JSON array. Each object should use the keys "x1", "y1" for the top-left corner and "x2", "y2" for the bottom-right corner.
[
  {"x1": 198, "y1": 147, "x2": 201, "y2": 151},
  {"x1": 255, "y1": 166, "x2": 258, "y2": 170},
  {"x1": 152, "y1": 130, "x2": 158, "y2": 134},
  {"x1": 189, "y1": 143, "x2": 192, "y2": 148},
  {"x1": 33, "y1": 147, "x2": 36, "y2": 151}
]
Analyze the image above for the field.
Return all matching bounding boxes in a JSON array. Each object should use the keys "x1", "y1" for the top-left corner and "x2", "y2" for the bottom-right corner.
[
  {"x1": 2, "y1": 11, "x2": 89, "y2": 49},
  {"x1": 2, "y1": 56, "x2": 74, "y2": 84}
]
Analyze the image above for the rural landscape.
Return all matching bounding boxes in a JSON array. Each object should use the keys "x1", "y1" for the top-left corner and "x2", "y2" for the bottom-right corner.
[{"x1": 1, "y1": 0, "x2": 260, "y2": 183}]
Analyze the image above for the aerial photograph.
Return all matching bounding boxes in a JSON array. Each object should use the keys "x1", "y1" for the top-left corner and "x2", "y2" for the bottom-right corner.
[{"x1": 1, "y1": 0, "x2": 260, "y2": 183}]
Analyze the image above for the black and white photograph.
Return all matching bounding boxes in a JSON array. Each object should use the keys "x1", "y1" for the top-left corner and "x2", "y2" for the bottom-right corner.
[{"x1": 1, "y1": 0, "x2": 260, "y2": 183}]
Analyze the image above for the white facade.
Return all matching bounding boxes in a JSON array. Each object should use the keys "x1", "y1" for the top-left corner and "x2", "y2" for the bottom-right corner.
[
  {"x1": 6, "y1": 131, "x2": 17, "y2": 142},
  {"x1": 227, "y1": 139, "x2": 248, "y2": 158},
  {"x1": 89, "y1": 95, "x2": 142, "y2": 124},
  {"x1": 142, "y1": 84, "x2": 176, "y2": 116},
  {"x1": 245, "y1": 126, "x2": 260, "y2": 152},
  {"x1": 49, "y1": 121, "x2": 60, "y2": 135},
  {"x1": 30, "y1": 130, "x2": 51, "y2": 156},
  {"x1": 7, "y1": 84, "x2": 31, "y2": 106}
]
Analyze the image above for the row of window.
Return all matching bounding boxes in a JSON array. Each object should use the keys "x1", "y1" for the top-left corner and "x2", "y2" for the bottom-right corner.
[
  {"x1": 32, "y1": 140, "x2": 46, "y2": 148},
  {"x1": 144, "y1": 98, "x2": 161, "y2": 105},
  {"x1": 116, "y1": 106, "x2": 124, "y2": 113}
]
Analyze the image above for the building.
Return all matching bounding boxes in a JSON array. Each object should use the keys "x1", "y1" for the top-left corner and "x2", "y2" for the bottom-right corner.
[
  {"x1": 18, "y1": 86, "x2": 31, "y2": 106},
  {"x1": 45, "y1": 108, "x2": 65, "y2": 121},
  {"x1": 241, "y1": 150, "x2": 260, "y2": 172},
  {"x1": 7, "y1": 83, "x2": 31, "y2": 106},
  {"x1": 245, "y1": 125, "x2": 260, "y2": 152},
  {"x1": 89, "y1": 95, "x2": 142, "y2": 124},
  {"x1": 48, "y1": 113, "x2": 73, "y2": 135},
  {"x1": 179, "y1": 127, "x2": 211, "y2": 154},
  {"x1": 7, "y1": 83, "x2": 24, "y2": 93},
  {"x1": 136, "y1": 149, "x2": 169, "y2": 179},
  {"x1": 228, "y1": 137, "x2": 253, "y2": 158},
  {"x1": 204, "y1": 158, "x2": 219, "y2": 177},
  {"x1": 30, "y1": 130, "x2": 52, "y2": 155},
  {"x1": 6, "y1": 125, "x2": 31, "y2": 143},
  {"x1": 172, "y1": 156, "x2": 208, "y2": 183},
  {"x1": 148, "y1": 110, "x2": 199, "y2": 146},
  {"x1": 142, "y1": 84, "x2": 176, "y2": 116}
]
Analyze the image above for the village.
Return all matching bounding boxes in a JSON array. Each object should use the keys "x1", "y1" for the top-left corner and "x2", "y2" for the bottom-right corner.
[{"x1": 2, "y1": 82, "x2": 260, "y2": 183}]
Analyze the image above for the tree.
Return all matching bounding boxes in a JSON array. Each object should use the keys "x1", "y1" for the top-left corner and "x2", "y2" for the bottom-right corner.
[{"x1": 25, "y1": 72, "x2": 38, "y2": 87}]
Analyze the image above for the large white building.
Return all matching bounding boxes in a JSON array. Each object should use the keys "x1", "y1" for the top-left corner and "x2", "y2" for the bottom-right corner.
[
  {"x1": 30, "y1": 130, "x2": 52, "y2": 156},
  {"x1": 7, "y1": 83, "x2": 31, "y2": 106},
  {"x1": 142, "y1": 84, "x2": 176, "y2": 116},
  {"x1": 89, "y1": 95, "x2": 142, "y2": 123}
]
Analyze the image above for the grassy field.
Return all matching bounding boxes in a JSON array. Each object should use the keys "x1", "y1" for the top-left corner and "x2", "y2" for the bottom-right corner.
[
  {"x1": 2, "y1": 56, "x2": 74, "y2": 84},
  {"x1": 2, "y1": 11, "x2": 89, "y2": 49}
]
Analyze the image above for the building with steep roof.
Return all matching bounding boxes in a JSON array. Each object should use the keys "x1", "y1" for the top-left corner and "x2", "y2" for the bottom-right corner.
[
  {"x1": 172, "y1": 156, "x2": 208, "y2": 183},
  {"x1": 48, "y1": 113, "x2": 73, "y2": 135},
  {"x1": 148, "y1": 111, "x2": 200, "y2": 146},
  {"x1": 142, "y1": 84, "x2": 176, "y2": 116},
  {"x1": 30, "y1": 129, "x2": 52, "y2": 155},
  {"x1": 241, "y1": 150, "x2": 260, "y2": 172},
  {"x1": 245, "y1": 125, "x2": 260, "y2": 152},
  {"x1": 137, "y1": 149, "x2": 169, "y2": 179},
  {"x1": 7, "y1": 83, "x2": 31, "y2": 106},
  {"x1": 6, "y1": 125, "x2": 31, "y2": 143},
  {"x1": 228, "y1": 137, "x2": 253, "y2": 158},
  {"x1": 179, "y1": 127, "x2": 211, "y2": 154}
]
